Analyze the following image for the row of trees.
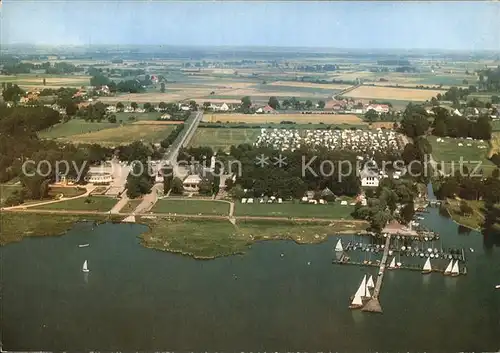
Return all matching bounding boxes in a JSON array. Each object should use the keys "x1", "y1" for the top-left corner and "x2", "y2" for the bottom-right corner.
[{"x1": 432, "y1": 107, "x2": 492, "y2": 140}]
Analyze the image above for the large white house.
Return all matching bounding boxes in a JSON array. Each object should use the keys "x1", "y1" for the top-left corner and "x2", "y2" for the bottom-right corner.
[{"x1": 360, "y1": 168, "x2": 380, "y2": 187}]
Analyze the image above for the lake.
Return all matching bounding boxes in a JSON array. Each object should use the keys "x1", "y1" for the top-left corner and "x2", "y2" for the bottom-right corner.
[{"x1": 1, "y1": 208, "x2": 499, "y2": 351}]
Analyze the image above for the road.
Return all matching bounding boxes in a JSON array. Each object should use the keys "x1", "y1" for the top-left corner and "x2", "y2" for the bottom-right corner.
[{"x1": 163, "y1": 111, "x2": 203, "y2": 167}]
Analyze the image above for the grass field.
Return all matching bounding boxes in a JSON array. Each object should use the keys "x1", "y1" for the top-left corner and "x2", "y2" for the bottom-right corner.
[
  {"x1": 189, "y1": 128, "x2": 261, "y2": 151},
  {"x1": 234, "y1": 201, "x2": 354, "y2": 219},
  {"x1": 139, "y1": 217, "x2": 367, "y2": 259},
  {"x1": 121, "y1": 199, "x2": 143, "y2": 213},
  {"x1": 429, "y1": 136, "x2": 491, "y2": 164},
  {"x1": 39, "y1": 120, "x2": 120, "y2": 139},
  {"x1": 60, "y1": 124, "x2": 176, "y2": 145},
  {"x1": 343, "y1": 86, "x2": 444, "y2": 101},
  {"x1": 151, "y1": 199, "x2": 230, "y2": 215},
  {"x1": 204, "y1": 113, "x2": 366, "y2": 124},
  {"x1": 33, "y1": 196, "x2": 118, "y2": 211},
  {"x1": 48, "y1": 186, "x2": 86, "y2": 198},
  {"x1": 269, "y1": 81, "x2": 353, "y2": 90}
]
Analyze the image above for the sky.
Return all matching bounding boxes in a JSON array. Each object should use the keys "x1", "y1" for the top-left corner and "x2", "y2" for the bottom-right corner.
[{"x1": 1, "y1": 1, "x2": 500, "y2": 50}]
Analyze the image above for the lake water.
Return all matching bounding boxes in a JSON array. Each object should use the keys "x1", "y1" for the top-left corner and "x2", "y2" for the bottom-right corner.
[{"x1": 1, "y1": 208, "x2": 500, "y2": 351}]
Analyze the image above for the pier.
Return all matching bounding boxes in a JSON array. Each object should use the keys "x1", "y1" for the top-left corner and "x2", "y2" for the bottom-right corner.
[{"x1": 361, "y1": 235, "x2": 391, "y2": 313}]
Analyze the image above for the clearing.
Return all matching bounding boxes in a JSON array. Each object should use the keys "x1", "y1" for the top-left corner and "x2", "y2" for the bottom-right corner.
[{"x1": 39, "y1": 120, "x2": 120, "y2": 139}]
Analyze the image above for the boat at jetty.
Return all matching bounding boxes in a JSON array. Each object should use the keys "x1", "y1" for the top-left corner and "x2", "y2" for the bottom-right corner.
[
  {"x1": 422, "y1": 258, "x2": 432, "y2": 274},
  {"x1": 451, "y1": 260, "x2": 460, "y2": 277},
  {"x1": 367, "y1": 275, "x2": 375, "y2": 289},
  {"x1": 496, "y1": 285, "x2": 500, "y2": 289},
  {"x1": 349, "y1": 275, "x2": 367, "y2": 310},
  {"x1": 388, "y1": 257, "x2": 396, "y2": 269},
  {"x1": 78, "y1": 244, "x2": 90, "y2": 248},
  {"x1": 444, "y1": 260, "x2": 453, "y2": 275}
]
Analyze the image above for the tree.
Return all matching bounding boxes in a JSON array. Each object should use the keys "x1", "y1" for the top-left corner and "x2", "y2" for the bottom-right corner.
[
  {"x1": 241, "y1": 96, "x2": 252, "y2": 110},
  {"x1": 116, "y1": 102, "x2": 124, "y2": 111},
  {"x1": 268, "y1": 96, "x2": 280, "y2": 110},
  {"x1": 160, "y1": 82, "x2": 166, "y2": 93},
  {"x1": 39, "y1": 179, "x2": 50, "y2": 199},
  {"x1": 143, "y1": 102, "x2": 152, "y2": 111},
  {"x1": 493, "y1": 168, "x2": 500, "y2": 179},
  {"x1": 203, "y1": 102, "x2": 211, "y2": 110},
  {"x1": 189, "y1": 100, "x2": 198, "y2": 111},
  {"x1": 305, "y1": 100, "x2": 313, "y2": 109},
  {"x1": 365, "y1": 109, "x2": 379, "y2": 122},
  {"x1": 198, "y1": 179, "x2": 213, "y2": 196},
  {"x1": 229, "y1": 184, "x2": 245, "y2": 200},
  {"x1": 171, "y1": 177, "x2": 184, "y2": 195},
  {"x1": 158, "y1": 102, "x2": 167, "y2": 111},
  {"x1": 400, "y1": 202, "x2": 415, "y2": 225},
  {"x1": 131, "y1": 102, "x2": 138, "y2": 111},
  {"x1": 43, "y1": 78, "x2": 46, "y2": 86},
  {"x1": 65, "y1": 102, "x2": 78, "y2": 116},
  {"x1": 2, "y1": 84, "x2": 25, "y2": 104},
  {"x1": 317, "y1": 100, "x2": 326, "y2": 109},
  {"x1": 282, "y1": 99, "x2": 291, "y2": 110},
  {"x1": 108, "y1": 114, "x2": 117, "y2": 123}
]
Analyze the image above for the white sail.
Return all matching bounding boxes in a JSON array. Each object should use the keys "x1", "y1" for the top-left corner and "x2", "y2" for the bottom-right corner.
[
  {"x1": 335, "y1": 239, "x2": 343, "y2": 252},
  {"x1": 82, "y1": 260, "x2": 89, "y2": 272},
  {"x1": 389, "y1": 257, "x2": 396, "y2": 269},
  {"x1": 367, "y1": 275, "x2": 375, "y2": 289},
  {"x1": 451, "y1": 260, "x2": 459, "y2": 275},
  {"x1": 444, "y1": 260, "x2": 453, "y2": 274},
  {"x1": 351, "y1": 294, "x2": 363, "y2": 306},
  {"x1": 364, "y1": 285, "x2": 372, "y2": 299},
  {"x1": 423, "y1": 258, "x2": 432, "y2": 271},
  {"x1": 355, "y1": 275, "x2": 367, "y2": 298}
]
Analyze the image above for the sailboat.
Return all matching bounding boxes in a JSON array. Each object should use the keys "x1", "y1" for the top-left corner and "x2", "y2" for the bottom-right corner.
[
  {"x1": 495, "y1": 285, "x2": 500, "y2": 289},
  {"x1": 349, "y1": 275, "x2": 367, "y2": 309},
  {"x1": 451, "y1": 260, "x2": 460, "y2": 277},
  {"x1": 367, "y1": 275, "x2": 375, "y2": 289},
  {"x1": 422, "y1": 258, "x2": 432, "y2": 274},
  {"x1": 82, "y1": 260, "x2": 90, "y2": 273},
  {"x1": 444, "y1": 259, "x2": 453, "y2": 275},
  {"x1": 335, "y1": 239, "x2": 343, "y2": 252},
  {"x1": 388, "y1": 257, "x2": 396, "y2": 269}
]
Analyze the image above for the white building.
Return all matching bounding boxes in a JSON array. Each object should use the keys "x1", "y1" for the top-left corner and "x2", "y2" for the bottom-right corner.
[
  {"x1": 360, "y1": 169, "x2": 380, "y2": 187},
  {"x1": 182, "y1": 174, "x2": 202, "y2": 192}
]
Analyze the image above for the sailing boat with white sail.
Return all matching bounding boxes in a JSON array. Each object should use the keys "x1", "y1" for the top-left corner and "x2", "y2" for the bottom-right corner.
[
  {"x1": 444, "y1": 259, "x2": 453, "y2": 275},
  {"x1": 349, "y1": 275, "x2": 366, "y2": 309},
  {"x1": 422, "y1": 258, "x2": 432, "y2": 274},
  {"x1": 82, "y1": 260, "x2": 90, "y2": 273},
  {"x1": 388, "y1": 257, "x2": 396, "y2": 269},
  {"x1": 451, "y1": 260, "x2": 460, "y2": 277},
  {"x1": 335, "y1": 239, "x2": 343, "y2": 252},
  {"x1": 367, "y1": 275, "x2": 375, "y2": 289}
]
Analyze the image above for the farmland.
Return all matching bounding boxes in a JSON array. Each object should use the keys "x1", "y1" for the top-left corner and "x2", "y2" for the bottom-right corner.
[
  {"x1": 203, "y1": 113, "x2": 366, "y2": 124},
  {"x1": 0, "y1": 74, "x2": 90, "y2": 89},
  {"x1": 57, "y1": 123, "x2": 176, "y2": 145},
  {"x1": 39, "y1": 120, "x2": 120, "y2": 139},
  {"x1": 342, "y1": 86, "x2": 445, "y2": 101}
]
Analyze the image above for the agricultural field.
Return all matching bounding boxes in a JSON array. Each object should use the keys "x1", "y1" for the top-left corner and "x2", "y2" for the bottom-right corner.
[
  {"x1": 342, "y1": 86, "x2": 445, "y2": 101},
  {"x1": 0, "y1": 74, "x2": 90, "y2": 89},
  {"x1": 151, "y1": 199, "x2": 230, "y2": 216},
  {"x1": 189, "y1": 128, "x2": 261, "y2": 151},
  {"x1": 203, "y1": 113, "x2": 366, "y2": 124},
  {"x1": 39, "y1": 120, "x2": 120, "y2": 139},
  {"x1": 429, "y1": 136, "x2": 491, "y2": 164},
  {"x1": 234, "y1": 201, "x2": 354, "y2": 219},
  {"x1": 268, "y1": 81, "x2": 353, "y2": 90},
  {"x1": 57, "y1": 124, "x2": 176, "y2": 145}
]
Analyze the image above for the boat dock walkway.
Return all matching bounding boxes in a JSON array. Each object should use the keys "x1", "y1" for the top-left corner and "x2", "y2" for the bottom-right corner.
[{"x1": 361, "y1": 235, "x2": 391, "y2": 313}]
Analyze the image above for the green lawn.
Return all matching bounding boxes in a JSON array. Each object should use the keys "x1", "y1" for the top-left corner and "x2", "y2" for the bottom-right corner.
[
  {"x1": 114, "y1": 111, "x2": 162, "y2": 122},
  {"x1": 234, "y1": 201, "x2": 354, "y2": 219},
  {"x1": 429, "y1": 136, "x2": 492, "y2": 165},
  {"x1": 151, "y1": 199, "x2": 230, "y2": 216},
  {"x1": 189, "y1": 128, "x2": 261, "y2": 152},
  {"x1": 121, "y1": 199, "x2": 143, "y2": 213},
  {"x1": 39, "y1": 120, "x2": 120, "y2": 139},
  {"x1": 444, "y1": 199, "x2": 485, "y2": 230},
  {"x1": 34, "y1": 196, "x2": 118, "y2": 211},
  {"x1": 48, "y1": 186, "x2": 86, "y2": 198}
]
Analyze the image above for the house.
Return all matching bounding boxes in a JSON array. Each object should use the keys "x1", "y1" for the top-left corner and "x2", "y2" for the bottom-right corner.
[
  {"x1": 366, "y1": 104, "x2": 390, "y2": 114},
  {"x1": 85, "y1": 172, "x2": 113, "y2": 185},
  {"x1": 182, "y1": 174, "x2": 202, "y2": 192},
  {"x1": 360, "y1": 168, "x2": 380, "y2": 187},
  {"x1": 160, "y1": 113, "x2": 171, "y2": 120},
  {"x1": 258, "y1": 105, "x2": 278, "y2": 114},
  {"x1": 219, "y1": 102, "x2": 230, "y2": 111},
  {"x1": 100, "y1": 85, "x2": 110, "y2": 95}
]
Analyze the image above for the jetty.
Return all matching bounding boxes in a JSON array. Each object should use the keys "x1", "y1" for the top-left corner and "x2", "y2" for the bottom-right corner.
[{"x1": 361, "y1": 234, "x2": 391, "y2": 313}]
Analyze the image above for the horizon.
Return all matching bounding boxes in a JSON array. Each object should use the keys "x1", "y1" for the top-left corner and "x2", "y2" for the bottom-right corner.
[{"x1": 1, "y1": 1, "x2": 500, "y2": 51}]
